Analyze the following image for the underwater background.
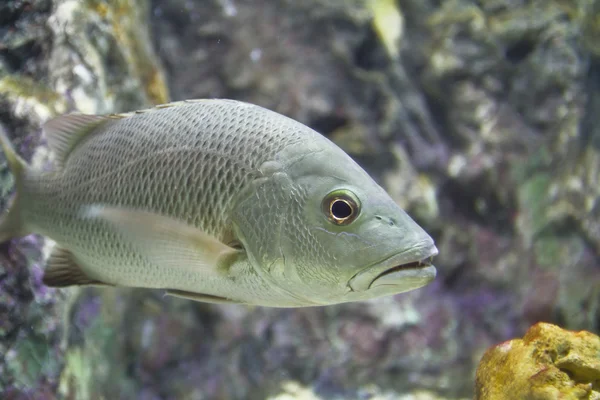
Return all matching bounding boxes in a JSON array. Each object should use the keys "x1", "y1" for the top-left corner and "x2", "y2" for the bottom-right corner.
[{"x1": 0, "y1": 0, "x2": 599, "y2": 399}]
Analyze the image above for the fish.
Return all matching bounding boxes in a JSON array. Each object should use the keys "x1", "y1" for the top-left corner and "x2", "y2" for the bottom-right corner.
[{"x1": 0, "y1": 99, "x2": 438, "y2": 307}]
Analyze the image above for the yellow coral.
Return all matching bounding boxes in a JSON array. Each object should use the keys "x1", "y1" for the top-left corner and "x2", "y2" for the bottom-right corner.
[{"x1": 475, "y1": 323, "x2": 600, "y2": 399}]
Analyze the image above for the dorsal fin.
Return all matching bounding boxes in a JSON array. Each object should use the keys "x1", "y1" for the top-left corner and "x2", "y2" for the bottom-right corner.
[
  {"x1": 43, "y1": 113, "x2": 121, "y2": 167},
  {"x1": 42, "y1": 100, "x2": 240, "y2": 167}
]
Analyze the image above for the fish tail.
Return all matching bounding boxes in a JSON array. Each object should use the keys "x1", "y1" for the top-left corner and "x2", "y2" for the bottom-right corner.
[{"x1": 0, "y1": 129, "x2": 30, "y2": 242}]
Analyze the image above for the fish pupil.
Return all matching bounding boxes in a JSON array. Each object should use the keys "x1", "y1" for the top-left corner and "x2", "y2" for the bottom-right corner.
[{"x1": 331, "y1": 199, "x2": 353, "y2": 220}]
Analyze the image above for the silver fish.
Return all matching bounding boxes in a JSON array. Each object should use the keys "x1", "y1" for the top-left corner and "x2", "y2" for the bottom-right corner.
[{"x1": 0, "y1": 99, "x2": 437, "y2": 307}]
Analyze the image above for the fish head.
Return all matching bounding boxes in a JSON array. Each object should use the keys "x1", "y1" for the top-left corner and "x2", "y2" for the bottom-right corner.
[{"x1": 233, "y1": 136, "x2": 438, "y2": 306}]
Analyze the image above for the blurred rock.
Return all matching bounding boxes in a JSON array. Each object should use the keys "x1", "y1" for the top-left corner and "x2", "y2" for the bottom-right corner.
[
  {"x1": 266, "y1": 381, "x2": 468, "y2": 400},
  {"x1": 0, "y1": 0, "x2": 166, "y2": 398},
  {"x1": 475, "y1": 322, "x2": 600, "y2": 400}
]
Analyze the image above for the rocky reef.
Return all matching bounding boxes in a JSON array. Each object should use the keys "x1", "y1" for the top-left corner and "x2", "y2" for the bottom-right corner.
[
  {"x1": 475, "y1": 322, "x2": 600, "y2": 399},
  {"x1": 0, "y1": 0, "x2": 599, "y2": 399}
]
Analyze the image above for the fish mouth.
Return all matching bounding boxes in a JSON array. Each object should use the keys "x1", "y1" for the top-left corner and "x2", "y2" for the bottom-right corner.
[{"x1": 348, "y1": 240, "x2": 438, "y2": 292}]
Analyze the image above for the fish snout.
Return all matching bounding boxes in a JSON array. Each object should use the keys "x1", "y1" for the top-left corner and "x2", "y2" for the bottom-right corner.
[{"x1": 348, "y1": 237, "x2": 438, "y2": 293}]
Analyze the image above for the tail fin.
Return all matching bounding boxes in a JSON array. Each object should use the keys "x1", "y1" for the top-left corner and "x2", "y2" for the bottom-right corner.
[{"x1": 0, "y1": 128, "x2": 29, "y2": 242}]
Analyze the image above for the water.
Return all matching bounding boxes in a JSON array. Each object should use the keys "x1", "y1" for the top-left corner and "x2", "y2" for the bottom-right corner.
[{"x1": 0, "y1": 0, "x2": 598, "y2": 399}]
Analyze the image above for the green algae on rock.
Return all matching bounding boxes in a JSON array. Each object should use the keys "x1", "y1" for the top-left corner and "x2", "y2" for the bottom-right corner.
[{"x1": 49, "y1": 0, "x2": 168, "y2": 113}]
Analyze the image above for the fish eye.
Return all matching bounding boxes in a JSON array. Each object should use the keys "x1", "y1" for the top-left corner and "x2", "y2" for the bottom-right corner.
[{"x1": 322, "y1": 190, "x2": 360, "y2": 225}]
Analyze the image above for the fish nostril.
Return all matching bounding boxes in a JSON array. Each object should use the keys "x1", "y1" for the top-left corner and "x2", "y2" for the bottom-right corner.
[{"x1": 375, "y1": 215, "x2": 395, "y2": 226}]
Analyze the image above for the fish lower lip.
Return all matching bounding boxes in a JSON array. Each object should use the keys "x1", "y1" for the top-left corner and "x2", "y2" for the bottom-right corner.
[
  {"x1": 374, "y1": 257, "x2": 433, "y2": 280},
  {"x1": 368, "y1": 263, "x2": 436, "y2": 291},
  {"x1": 348, "y1": 243, "x2": 438, "y2": 292}
]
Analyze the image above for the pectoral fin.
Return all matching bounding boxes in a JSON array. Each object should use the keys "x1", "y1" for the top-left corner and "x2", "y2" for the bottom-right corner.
[
  {"x1": 43, "y1": 246, "x2": 113, "y2": 287},
  {"x1": 166, "y1": 289, "x2": 242, "y2": 304},
  {"x1": 82, "y1": 205, "x2": 239, "y2": 277}
]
